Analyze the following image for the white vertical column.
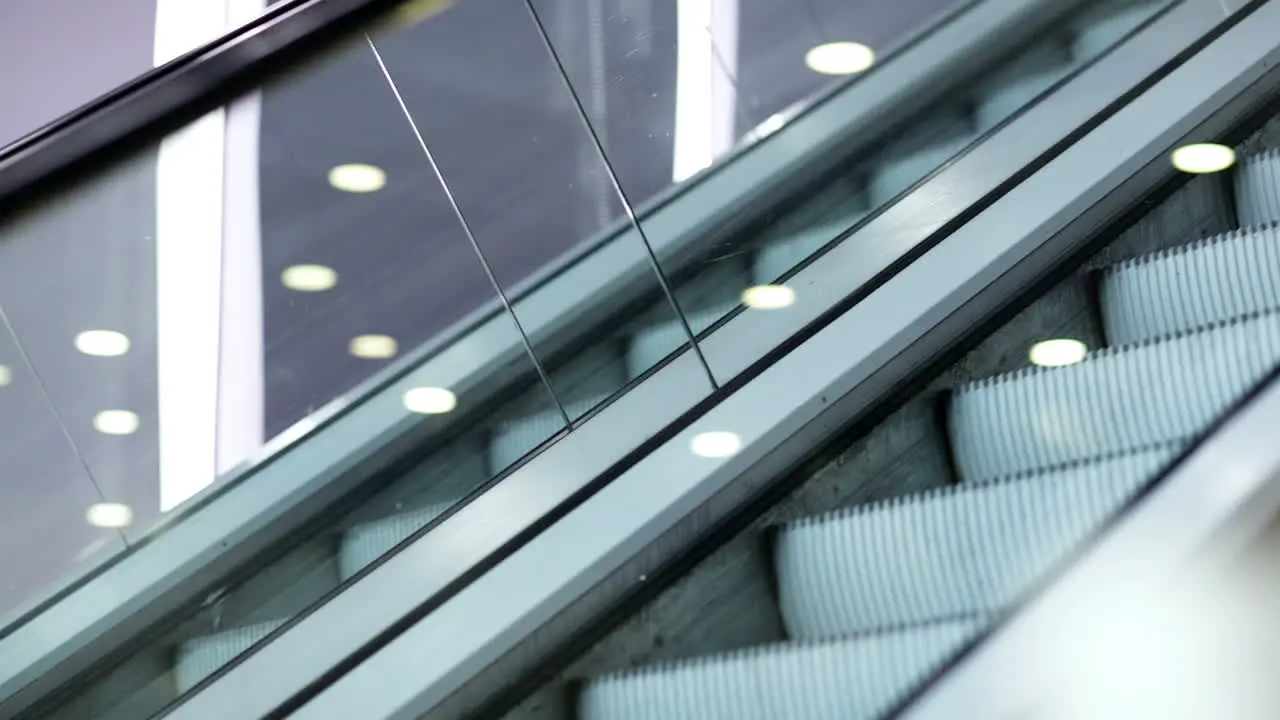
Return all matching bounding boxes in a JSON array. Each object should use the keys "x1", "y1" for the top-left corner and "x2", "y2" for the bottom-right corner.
[
  {"x1": 153, "y1": 0, "x2": 265, "y2": 512},
  {"x1": 217, "y1": 0, "x2": 267, "y2": 479},
  {"x1": 672, "y1": 0, "x2": 739, "y2": 182}
]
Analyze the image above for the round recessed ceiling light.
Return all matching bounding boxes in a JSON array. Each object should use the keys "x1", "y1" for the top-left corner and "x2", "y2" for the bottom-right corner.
[
  {"x1": 328, "y1": 163, "x2": 387, "y2": 193},
  {"x1": 1171, "y1": 143, "x2": 1236, "y2": 174},
  {"x1": 86, "y1": 502, "x2": 133, "y2": 528},
  {"x1": 75, "y1": 330, "x2": 130, "y2": 357},
  {"x1": 403, "y1": 386, "x2": 458, "y2": 415},
  {"x1": 742, "y1": 284, "x2": 797, "y2": 310},
  {"x1": 0, "y1": 364, "x2": 11, "y2": 387},
  {"x1": 93, "y1": 409, "x2": 140, "y2": 436},
  {"x1": 1029, "y1": 338, "x2": 1088, "y2": 367},
  {"x1": 350, "y1": 334, "x2": 399, "y2": 359},
  {"x1": 281, "y1": 264, "x2": 338, "y2": 292},
  {"x1": 805, "y1": 41, "x2": 876, "y2": 76},
  {"x1": 690, "y1": 430, "x2": 742, "y2": 458}
]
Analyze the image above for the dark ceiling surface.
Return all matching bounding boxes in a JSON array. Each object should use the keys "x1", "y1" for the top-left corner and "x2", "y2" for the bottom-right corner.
[{"x1": 0, "y1": 0, "x2": 959, "y2": 619}]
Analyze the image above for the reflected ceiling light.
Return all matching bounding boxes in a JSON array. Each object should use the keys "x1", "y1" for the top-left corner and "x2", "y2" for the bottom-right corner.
[
  {"x1": 403, "y1": 386, "x2": 458, "y2": 414},
  {"x1": 94, "y1": 409, "x2": 140, "y2": 436},
  {"x1": 755, "y1": 113, "x2": 789, "y2": 138},
  {"x1": 86, "y1": 502, "x2": 133, "y2": 529},
  {"x1": 742, "y1": 284, "x2": 797, "y2": 310},
  {"x1": 75, "y1": 330, "x2": 131, "y2": 357},
  {"x1": 328, "y1": 163, "x2": 387, "y2": 193},
  {"x1": 1029, "y1": 338, "x2": 1088, "y2": 367},
  {"x1": 392, "y1": 0, "x2": 453, "y2": 26},
  {"x1": 690, "y1": 430, "x2": 741, "y2": 458},
  {"x1": 350, "y1": 334, "x2": 399, "y2": 359},
  {"x1": 805, "y1": 41, "x2": 876, "y2": 76},
  {"x1": 281, "y1": 264, "x2": 338, "y2": 292},
  {"x1": 0, "y1": 364, "x2": 10, "y2": 387},
  {"x1": 1171, "y1": 143, "x2": 1235, "y2": 174}
]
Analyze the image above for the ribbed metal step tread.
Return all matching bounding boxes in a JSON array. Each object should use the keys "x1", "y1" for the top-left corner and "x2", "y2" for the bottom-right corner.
[
  {"x1": 578, "y1": 617, "x2": 983, "y2": 720},
  {"x1": 950, "y1": 311, "x2": 1280, "y2": 482},
  {"x1": 339, "y1": 502, "x2": 455, "y2": 580},
  {"x1": 1101, "y1": 222, "x2": 1280, "y2": 344},
  {"x1": 489, "y1": 394, "x2": 608, "y2": 470},
  {"x1": 774, "y1": 445, "x2": 1177, "y2": 639},
  {"x1": 1236, "y1": 148, "x2": 1280, "y2": 228},
  {"x1": 627, "y1": 303, "x2": 740, "y2": 377},
  {"x1": 175, "y1": 619, "x2": 287, "y2": 695}
]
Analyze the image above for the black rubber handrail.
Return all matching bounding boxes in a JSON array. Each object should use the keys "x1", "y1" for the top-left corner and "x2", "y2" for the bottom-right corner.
[{"x1": 0, "y1": 0, "x2": 408, "y2": 211}]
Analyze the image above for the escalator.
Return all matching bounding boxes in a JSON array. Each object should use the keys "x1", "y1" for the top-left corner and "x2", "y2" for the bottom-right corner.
[
  {"x1": 564, "y1": 151, "x2": 1280, "y2": 719},
  {"x1": 265, "y1": 2, "x2": 1280, "y2": 717},
  {"x1": 0, "y1": 0, "x2": 1265, "y2": 718}
]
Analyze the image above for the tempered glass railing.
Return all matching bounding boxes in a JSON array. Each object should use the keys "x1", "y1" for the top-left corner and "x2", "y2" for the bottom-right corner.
[{"x1": 0, "y1": 0, "x2": 1197, "y2": 717}]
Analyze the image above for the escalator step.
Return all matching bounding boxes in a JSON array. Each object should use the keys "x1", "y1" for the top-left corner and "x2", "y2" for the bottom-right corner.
[
  {"x1": 1235, "y1": 148, "x2": 1280, "y2": 227},
  {"x1": 752, "y1": 219, "x2": 860, "y2": 285},
  {"x1": 488, "y1": 395, "x2": 607, "y2": 471},
  {"x1": 175, "y1": 619, "x2": 287, "y2": 695},
  {"x1": 773, "y1": 445, "x2": 1176, "y2": 639},
  {"x1": 1069, "y1": 0, "x2": 1164, "y2": 61},
  {"x1": 339, "y1": 502, "x2": 454, "y2": 580},
  {"x1": 626, "y1": 304, "x2": 739, "y2": 377},
  {"x1": 1101, "y1": 223, "x2": 1280, "y2": 344},
  {"x1": 949, "y1": 311, "x2": 1280, "y2": 482},
  {"x1": 868, "y1": 115, "x2": 976, "y2": 207},
  {"x1": 578, "y1": 617, "x2": 983, "y2": 720},
  {"x1": 974, "y1": 40, "x2": 1072, "y2": 132}
]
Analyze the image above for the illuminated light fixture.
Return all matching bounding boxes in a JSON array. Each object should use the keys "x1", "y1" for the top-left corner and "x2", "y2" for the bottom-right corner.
[
  {"x1": 805, "y1": 41, "x2": 876, "y2": 76},
  {"x1": 1171, "y1": 143, "x2": 1236, "y2": 174},
  {"x1": 94, "y1": 409, "x2": 140, "y2": 436},
  {"x1": 281, "y1": 264, "x2": 338, "y2": 292},
  {"x1": 75, "y1": 330, "x2": 131, "y2": 357},
  {"x1": 403, "y1": 386, "x2": 458, "y2": 415},
  {"x1": 86, "y1": 502, "x2": 134, "y2": 529},
  {"x1": 350, "y1": 334, "x2": 399, "y2": 359},
  {"x1": 690, "y1": 430, "x2": 742, "y2": 458},
  {"x1": 328, "y1": 163, "x2": 387, "y2": 193},
  {"x1": 0, "y1": 364, "x2": 10, "y2": 387},
  {"x1": 742, "y1": 284, "x2": 797, "y2": 310},
  {"x1": 1029, "y1": 338, "x2": 1088, "y2": 367}
]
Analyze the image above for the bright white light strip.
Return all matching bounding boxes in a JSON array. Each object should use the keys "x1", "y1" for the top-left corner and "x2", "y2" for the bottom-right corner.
[
  {"x1": 216, "y1": 0, "x2": 269, "y2": 482},
  {"x1": 672, "y1": 0, "x2": 739, "y2": 182},
  {"x1": 154, "y1": 0, "x2": 238, "y2": 512},
  {"x1": 216, "y1": 83, "x2": 266, "y2": 478}
]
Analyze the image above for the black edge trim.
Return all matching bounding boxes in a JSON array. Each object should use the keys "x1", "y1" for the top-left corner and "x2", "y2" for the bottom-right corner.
[
  {"x1": 758, "y1": 524, "x2": 785, "y2": 613},
  {"x1": 933, "y1": 389, "x2": 963, "y2": 487}
]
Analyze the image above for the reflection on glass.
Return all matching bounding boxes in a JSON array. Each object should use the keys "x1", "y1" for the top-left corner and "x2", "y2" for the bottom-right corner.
[
  {"x1": 370, "y1": 0, "x2": 699, "y2": 418},
  {"x1": 619, "y1": 0, "x2": 1169, "y2": 353},
  {"x1": 0, "y1": 149, "x2": 163, "y2": 555},
  {"x1": 0, "y1": 320, "x2": 129, "y2": 621},
  {"x1": 20, "y1": 1, "x2": 596, "y2": 714}
]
